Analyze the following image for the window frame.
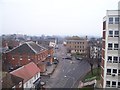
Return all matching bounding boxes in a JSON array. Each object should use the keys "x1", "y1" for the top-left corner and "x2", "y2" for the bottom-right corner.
[
  {"x1": 114, "y1": 43, "x2": 119, "y2": 50},
  {"x1": 109, "y1": 17, "x2": 113, "y2": 24},
  {"x1": 109, "y1": 31, "x2": 113, "y2": 37},
  {"x1": 114, "y1": 31, "x2": 119, "y2": 37},
  {"x1": 108, "y1": 43, "x2": 112, "y2": 50},
  {"x1": 107, "y1": 69, "x2": 111, "y2": 75},
  {"x1": 115, "y1": 17, "x2": 119, "y2": 24}
]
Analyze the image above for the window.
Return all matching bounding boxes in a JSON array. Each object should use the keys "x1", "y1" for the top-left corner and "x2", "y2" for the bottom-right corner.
[
  {"x1": 109, "y1": 31, "x2": 113, "y2": 37},
  {"x1": 119, "y1": 57, "x2": 120, "y2": 63},
  {"x1": 114, "y1": 31, "x2": 119, "y2": 37},
  {"x1": 106, "y1": 81, "x2": 110, "y2": 87},
  {"x1": 113, "y1": 56, "x2": 118, "y2": 63},
  {"x1": 115, "y1": 17, "x2": 119, "y2": 24},
  {"x1": 109, "y1": 17, "x2": 113, "y2": 24},
  {"x1": 118, "y1": 69, "x2": 120, "y2": 76},
  {"x1": 28, "y1": 56, "x2": 31, "y2": 60},
  {"x1": 77, "y1": 42, "x2": 79, "y2": 44},
  {"x1": 113, "y1": 69, "x2": 117, "y2": 74},
  {"x1": 20, "y1": 55, "x2": 22, "y2": 60},
  {"x1": 34, "y1": 76, "x2": 36, "y2": 80},
  {"x1": 112, "y1": 81, "x2": 116, "y2": 87},
  {"x1": 107, "y1": 69, "x2": 111, "y2": 75},
  {"x1": 118, "y1": 82, "x2": 120, "y2": 88},
  {"x1": 12, "y1": 86, "x2": 16, "y2": 89},
  {"x1": 107, "y1": 56, "x2": 112, "y2": 63},
  {"x1": 12, "y1": 56, "x2": 15, "y2": 60},
  {"x1": 108, "y1": 43, "x2": 112, "y2": 50},
  {"x1": 114, "y1": 44, "x2": 119, "y2": 50},
  {"x1": 19, "y1": 82, "x2": 22, "y2": 88}
]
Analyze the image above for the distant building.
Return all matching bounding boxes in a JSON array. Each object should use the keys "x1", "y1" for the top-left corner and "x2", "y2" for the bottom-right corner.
[
  {"x1": 10, "y1": 62, "x2": 41, "y2": 89},
  {"x1": 65, "y1": 36, "x2": 88, "y2": 57},
  {"x1": 38, "y1": 37, "x2": 57, "y2": 48},
  {"x1": 2, "y1": 41, "x2": 53, "y2": 72},
  {"x1": 89, "y1": 38, "x2": 102, "y2": 59},
  {"x1": 101, "y1": 10, "x2": 120, "y2": 88}
]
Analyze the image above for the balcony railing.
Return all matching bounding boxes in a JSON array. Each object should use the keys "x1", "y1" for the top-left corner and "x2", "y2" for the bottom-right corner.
[
  {"x1": 112, "y1": 85, "x2": 116, "y2": 87},
  {"x1": 108, "y1": 48, "x2": 112, "y2": 50},
  {"x1": 106, "y1": 72, "x2": 111, "y2": 75},
  {"x1": 107, "y1": 60, "x2": 112, "y2": 63}
]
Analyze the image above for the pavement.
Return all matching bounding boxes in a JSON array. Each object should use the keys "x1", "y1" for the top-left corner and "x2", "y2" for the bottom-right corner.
[{"x1": 41, "y1": 63, "x2": 58, "y2": 76}]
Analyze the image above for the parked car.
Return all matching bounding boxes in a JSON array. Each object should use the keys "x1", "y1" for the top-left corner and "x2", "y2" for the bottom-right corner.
[
  {"x1": 76, "y1": 57, "x2": 82, "y2": 60},
  {"x1": 65, "y1": 57, "x2": 72, "y2": 60}
]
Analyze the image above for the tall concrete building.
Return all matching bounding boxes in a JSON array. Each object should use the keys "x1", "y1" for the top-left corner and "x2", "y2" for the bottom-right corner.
[{"x1": 101, "y1": 10, "x2": 120, "y2": 88}]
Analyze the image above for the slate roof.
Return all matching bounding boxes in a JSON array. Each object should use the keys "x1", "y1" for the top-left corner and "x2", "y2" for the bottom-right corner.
[
  {"x1": 10, "y1": 62, "x2": 40, "y2": 83},
  {"x1": 6, "y1": 41, "x2": 47, "y2": 54},
  {"x1": 2, "y1": 73, "x2": 23, "y2": 88}
]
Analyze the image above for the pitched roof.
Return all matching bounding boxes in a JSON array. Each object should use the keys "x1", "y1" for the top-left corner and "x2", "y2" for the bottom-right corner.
[
  {"x1": 2, "y1": 73, "x2": 23, "y2": 88},
  {"x1": 6, "y1": 41, "x2": 47, "y2": 54},
  {"x1": 10, "y1": 62, "x2": 40, "y2": 83}
]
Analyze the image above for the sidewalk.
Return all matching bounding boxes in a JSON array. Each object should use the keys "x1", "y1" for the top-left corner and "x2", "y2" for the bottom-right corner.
[
  {"x1": 41, "y1": 63, "x2": 58, "y2": 76},
  {"x1": 78, "y1": 80, "x2": 96, "y2": 88}
]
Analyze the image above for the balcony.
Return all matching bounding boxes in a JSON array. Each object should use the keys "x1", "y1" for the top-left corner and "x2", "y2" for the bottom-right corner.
[
  {"x1": 112, "y1": 85, "x2": 116, "y2": 88},
  {"x1": 108, "y1": 48, "x2": 112, "y2": 50},
  {"x1": 106, "y1": 72, "x2": 111, "y2": 75}
]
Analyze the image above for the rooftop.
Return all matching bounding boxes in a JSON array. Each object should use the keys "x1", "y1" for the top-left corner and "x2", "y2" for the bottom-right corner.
[
  {"x1": 10, "y1": 62, "x2": 40, "y2": 83},
  {"x1": 5, "y1": 41, "x2": 47, "y2": 54}
]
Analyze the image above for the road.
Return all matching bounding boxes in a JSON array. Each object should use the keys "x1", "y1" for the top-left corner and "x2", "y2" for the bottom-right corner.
[{"x1": 43, "y1": 44, "x2": 91, "y2": 88}]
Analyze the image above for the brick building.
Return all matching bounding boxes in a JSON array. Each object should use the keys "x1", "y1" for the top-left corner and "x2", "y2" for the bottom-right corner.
[
  {"x1": 2, "y1": 41, "x2": 54, "y2": 72},
  {"x1": 65, "y1": 36, "x2": 88, "y2": 57}
]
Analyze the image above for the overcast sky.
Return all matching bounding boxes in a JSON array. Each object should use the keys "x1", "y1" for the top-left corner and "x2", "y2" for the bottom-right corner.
[{"x1": 0, "y1": 0, "x2": 119, "y2": 37}]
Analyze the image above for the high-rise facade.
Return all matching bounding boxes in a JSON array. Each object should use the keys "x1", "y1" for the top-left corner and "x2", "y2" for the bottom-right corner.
[{"x1": 101, "y1": 10, "x2": 120, "y2": 88}]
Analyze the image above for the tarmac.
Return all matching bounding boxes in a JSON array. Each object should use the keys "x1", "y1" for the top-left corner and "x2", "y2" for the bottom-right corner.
[{"x1": 41, "y1": 63, "x2": 58, "y2": 76}]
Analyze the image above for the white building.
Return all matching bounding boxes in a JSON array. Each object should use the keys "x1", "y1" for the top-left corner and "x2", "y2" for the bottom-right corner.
[
  {"x1": 101, "y1": 10, "x2": 120, "y2": 88},
  {"x1": 10, "y1": 62, "x2": 41, "y2": 89}
]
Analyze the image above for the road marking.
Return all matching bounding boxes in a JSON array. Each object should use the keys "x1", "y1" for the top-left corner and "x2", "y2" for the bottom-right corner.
[{"x1": 64, "y1": 75, "x2": 67, "y2": 77}]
